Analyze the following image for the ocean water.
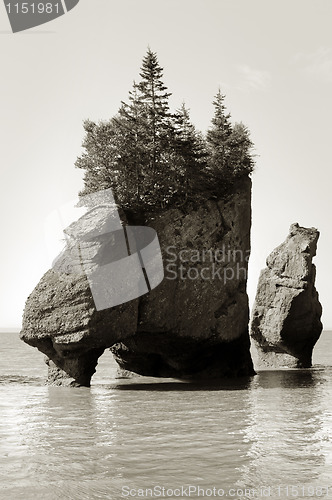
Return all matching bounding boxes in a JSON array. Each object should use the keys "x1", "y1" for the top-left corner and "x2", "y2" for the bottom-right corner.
[{"x1": 0, "y1": 332, "x2": 332, "y2": 500}]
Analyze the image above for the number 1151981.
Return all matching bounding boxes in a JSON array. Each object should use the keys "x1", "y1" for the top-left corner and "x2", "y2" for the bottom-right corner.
[{"x1": 5, "y1": 3, "x2": 60, "y2": 14}]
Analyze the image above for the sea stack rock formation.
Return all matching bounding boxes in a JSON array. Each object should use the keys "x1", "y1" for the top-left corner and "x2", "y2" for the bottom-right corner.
[
  {"x1": 21, "y1": 177, "x2": 255, "y2": 386},
  {"x1": 250, "y1": 223, "x2": 323, "y2": 368}
]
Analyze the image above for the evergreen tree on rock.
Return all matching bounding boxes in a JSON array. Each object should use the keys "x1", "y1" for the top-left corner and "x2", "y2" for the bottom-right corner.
[
  {"x1": 173, "y1": 103, "x2": 208, "y2": 201},
  {"x1": 75, "y1": 119, "x2": 124, "y2": 201},
  {"x1": 75, "y1": 50, "x2": 255, "y2": 211},
  {"x1": 118, "y1": 48, "x2": 175, "y2": 205},
  {"x1": 226, "y1": 122, "x2": 255, "y2": 177},
  {"x1": 206, "y1": 89, "x2": 233, "y2": 187}
]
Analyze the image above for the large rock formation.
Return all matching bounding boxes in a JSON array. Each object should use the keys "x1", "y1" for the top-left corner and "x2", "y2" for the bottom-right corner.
[
  {"x1": 250, "y1": 223, "x2": 323, "y2": 368},
  {"x1": 21, "y1": 177, "x2": 255, "y2": 386}
]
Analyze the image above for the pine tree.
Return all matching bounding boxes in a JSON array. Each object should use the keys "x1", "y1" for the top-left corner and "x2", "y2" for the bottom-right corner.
[
  {"x1": 135, "y1": 48, "x2": 173, "y2": 194},
  {"x1": 173, "y1": 103, "x2": 208, "y2": 200},
  {"x1": 116, "y1": 48, "x2": 176, "y2": 206},
  {"x1": 206, "y1": 89, "x2": 233, "y2": 185},
  {"x1": 227, "y1": 122, "x2": 255, "y2": 177},
  {"x1": 115, "y1": 83, "x2": 151, "y2": 202},
  {"x1": 75, "y1": 119, "x2": 123, "y2": 200}
]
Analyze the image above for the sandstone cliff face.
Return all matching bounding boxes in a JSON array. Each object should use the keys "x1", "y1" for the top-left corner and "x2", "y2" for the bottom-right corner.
[
  {"x1": 21, "y1": 177, "x2": 255, "y2": 386},
  {"x1": 250, "y1": 223, "x2": 323, "y2": 368}
]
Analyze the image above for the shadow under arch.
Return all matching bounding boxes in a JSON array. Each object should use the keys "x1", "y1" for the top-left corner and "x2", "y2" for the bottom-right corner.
[{"x1": 107, "y1": 376, "x2": 254, "y2": 392}]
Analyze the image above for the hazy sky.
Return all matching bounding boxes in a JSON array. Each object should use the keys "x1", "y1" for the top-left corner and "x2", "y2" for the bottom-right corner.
[{"x1": 1, "y1": 0, "x2": 331, "y2": 328}]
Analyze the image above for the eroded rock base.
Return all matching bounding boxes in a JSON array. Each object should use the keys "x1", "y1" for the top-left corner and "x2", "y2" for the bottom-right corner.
[
  {"x1": 44, "y1": 348, "x2": 105, "y2": 387},
  {"x1": 112, "y1": 330, "x2": 255, "y2": 379}
]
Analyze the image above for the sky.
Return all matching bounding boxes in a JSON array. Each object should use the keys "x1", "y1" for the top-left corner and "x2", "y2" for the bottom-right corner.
[{"x1": 0, "y1": 0, "x2": 331, "y2": 328}]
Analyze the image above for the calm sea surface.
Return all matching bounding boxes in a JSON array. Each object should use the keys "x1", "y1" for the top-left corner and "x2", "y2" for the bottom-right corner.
[{"x1": 0, "y1": 332, "x2": 332, "y2": 500}]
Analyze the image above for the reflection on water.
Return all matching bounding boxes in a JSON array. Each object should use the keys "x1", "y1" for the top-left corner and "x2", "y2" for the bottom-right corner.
[
  {"x1": 0, "y1": 333, "x2": 332, "y2": 499},
  {"x1": 239, "y1": 369, "x2": 332, "y2": 496},
  {"x1": 112, "y1": 378, "x2": 253, "y2": 392}
]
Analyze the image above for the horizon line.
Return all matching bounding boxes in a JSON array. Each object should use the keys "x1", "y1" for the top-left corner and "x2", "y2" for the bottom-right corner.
[{"x1": 1, "y1": 327, "x2": 332, "y2": 333}]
